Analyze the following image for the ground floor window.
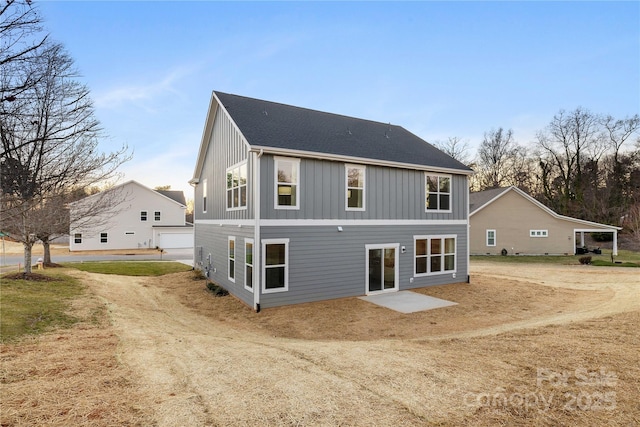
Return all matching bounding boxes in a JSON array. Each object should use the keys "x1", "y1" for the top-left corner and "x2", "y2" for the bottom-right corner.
[
  {"x1": 262, "y1": 239, "x2": 289, "y2": 293},
  {"x1": 228, "y1": 236, "x2": 235, "y2": 282},
  {"x1": 100, "y1": 232, "x2": 108, "y2": 243},
  {"x1": 74, "y1": 233, "x2": 82, "y2": 244},
  {"x1": 530, "y1": 230, "x2": 548, "y2": 237},
  {"x1": 414, "y1": 235, "x2": 456, "y2": 276},
  {"x1": 486, "y1": 229, "x2": 496, "y2": 246},
  {"x1": 245, "y1": 238, "x2": 253, "y2": 291}
]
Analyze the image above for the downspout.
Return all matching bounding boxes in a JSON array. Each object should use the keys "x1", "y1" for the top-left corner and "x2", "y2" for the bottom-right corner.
[
  {"x1": 253, "y1": 149, "x2": 263, "y2": 311},
  {"x1": 466, "y1": 175, "x2": 470, "y2": 283}
]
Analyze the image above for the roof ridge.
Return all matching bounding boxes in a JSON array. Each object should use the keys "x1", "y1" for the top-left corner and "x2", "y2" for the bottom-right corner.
[{"x1": 214, "y1": 90, "x2": 406, "y2": 131}]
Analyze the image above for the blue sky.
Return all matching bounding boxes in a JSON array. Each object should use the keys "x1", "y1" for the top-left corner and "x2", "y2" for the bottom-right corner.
[{"x1": 37, "y1": 1, "x2": 639, "y2": 199}]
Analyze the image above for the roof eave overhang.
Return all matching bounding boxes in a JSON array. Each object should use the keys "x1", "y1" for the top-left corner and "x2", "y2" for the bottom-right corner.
[
  {"x1": 469, "y1": 186, "x2": 622, "y2": 230},
  {"x1": 248, "y1": 145, "x2": 474, "y2": 175}
]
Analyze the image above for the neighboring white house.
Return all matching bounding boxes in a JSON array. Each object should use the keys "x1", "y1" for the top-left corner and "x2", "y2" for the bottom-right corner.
[{"x1": 69, "y1": 180, "x2": 193, "y2": 251}]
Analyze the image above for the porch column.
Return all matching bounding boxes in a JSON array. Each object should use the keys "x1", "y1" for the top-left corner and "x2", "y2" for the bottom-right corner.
[
  {"x1": 580, "y1": 232, "x2": 585, "y2": 247},
  {"x1": 613, "y1": 232, "x2": 618, "y2": 256}
]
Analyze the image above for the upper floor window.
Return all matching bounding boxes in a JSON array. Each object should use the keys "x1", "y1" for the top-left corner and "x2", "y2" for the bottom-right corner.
[
  {"x1": 202, "y1": 179, "x2": 207, "y2": 213},
  {"x1": 154, "y1": 211, "x2": 161, "y2": 221},
  {"x1": 100, "y1": 232, "x2": 108, "y2": 244},
  {"x1": 275, "y1": 157, "x2": 299, "y2": 209},
  {"x1": 346, "y1": 164, "x2": 365, "y2": 211},
  {"x1": 226, "y1": 162, "x2": 247, "y2": 210},
  {"x1": 141, "y1": 211, "x2": 147, "y2": 221},
  {"x1": 425, "y1": 174, "x2": 451, "y2": 212}
]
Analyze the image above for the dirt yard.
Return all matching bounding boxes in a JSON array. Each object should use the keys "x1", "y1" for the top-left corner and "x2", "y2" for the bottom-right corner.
[{"x1": 1, "y1": 262, "x2": 638, "y2": 426}]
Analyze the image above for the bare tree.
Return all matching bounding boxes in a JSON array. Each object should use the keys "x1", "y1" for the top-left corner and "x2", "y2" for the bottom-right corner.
[
  {"x1": 1, "y1": 0, "x2": 48, "y2": 102},
  {"x1": 1, "y1": 41, "x2": 129, "y2": 273},
  {"x1": 602, "y1": 114, "x2": 640, "y2": 211},
  {"x1": 473, "y1": 127, "x2": 520, "y2": 190},
  {"x1": 623, "y1": 202, "x2": 640, "y2": 247},
  {"x1": 432, "y1": 136, "x2": 471, "y2": 165},
  {"x1": 535, "y1": 108, "x2": 604, "y2": 217}
]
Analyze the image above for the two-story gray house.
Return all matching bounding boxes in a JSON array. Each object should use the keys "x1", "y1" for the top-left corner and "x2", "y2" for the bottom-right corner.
[{"x1": 190, "y1": 91, "x2": 473, "y2": 310}]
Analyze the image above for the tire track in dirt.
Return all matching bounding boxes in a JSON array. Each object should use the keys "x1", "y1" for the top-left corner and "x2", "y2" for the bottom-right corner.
[
  {"x1": 436, "y1": 263, "x2": 639, "y2": 339},
  {"x1": 73, "y1": 271, "x2": 432, "y2": 426}
]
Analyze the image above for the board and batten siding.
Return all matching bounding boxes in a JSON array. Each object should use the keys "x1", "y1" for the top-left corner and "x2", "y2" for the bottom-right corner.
[
  {"x1": 260, "y1": 155, "x2": 467, "y2": 221},
  {"x1": 194, "y1": 223, "x2": 255, "y2": 307},
  {"x1": 258, "y1": 224, "x2": 468, "y2": 308},
  {"x1": 194, "y1": 106, "x2": 252, "y2": 221}
]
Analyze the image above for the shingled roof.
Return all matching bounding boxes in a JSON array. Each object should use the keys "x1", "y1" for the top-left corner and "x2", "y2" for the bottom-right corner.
[
  {"x1": 214, "y1": 91, "x2": 472, "y2": 173},
  {"x1": 469, "y1": 187, "x2": 510, "y2": 214},
  {"x1": 156, "y1": 190, "x2": 186, "y2": 206}
]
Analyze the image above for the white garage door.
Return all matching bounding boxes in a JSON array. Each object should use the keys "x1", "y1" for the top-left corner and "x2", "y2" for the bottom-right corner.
[{"x1": 158, "y1": 233, "x2": 193, "y2": 249}]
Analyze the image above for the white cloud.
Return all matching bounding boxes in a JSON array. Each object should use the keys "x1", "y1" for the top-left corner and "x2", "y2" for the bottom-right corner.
[{"x1": 94, "y1": 66, "x2": 197, "y2": 110}]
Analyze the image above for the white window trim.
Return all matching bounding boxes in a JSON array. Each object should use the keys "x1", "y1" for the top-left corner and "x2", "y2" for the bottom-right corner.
[
  {"x1": 530, "y1": 229, "x2": 548, "y2": 238},
  {"x1": 140, "y1": 211, "x2": 148, "y2": 221},
  {"x1": 414, "y1": 235, "x2": 457, "y2": 277},
  {"x1": 74, "y1": 233, "x2": 82, "y2": 244},
  {"x1": 226, "y1": 161, "x2": 248, "y2": 211},
  {"x1": 154, "y1": 210, "x2": 161, "y2": 221},
  {"x1": 274, "y1": 157, "x2": 300, "y2": 210},
  {"x1": 262, "y1": 238, "x2": 289, "y2": 294},
  {"x1": 364, "y1": 243, "x2": 399, "y2": 296},
  {"x1": 486, "y1": 229, "x2": 496, "y2": 247},
  {"x1": 345, "y1": 164, "x2": 366, "y2": 211},
  {"x1": 202, "y1": 179, "x2": 208, "y2": 213},
  {"x1": 100, "y1": 232, "x2": 108, "y2": 244},
  {"x1": 228, "y1": 236, "x2": 236, "y2": 283},
  {"x1": 424, "y1": 173, "x2": 453, "y2": 213},
  {"x1": 244, "y1": 238, "x2": 254, "y2": 292}
]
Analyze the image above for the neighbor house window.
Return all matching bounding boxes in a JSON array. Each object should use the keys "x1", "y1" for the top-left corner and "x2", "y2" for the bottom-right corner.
[
  {"x1": 74, "y1": 233, "x2": 82, "y2": 244},
  {"x1": 262, "y1": 239, "x2": 289, "y2": 293},
  {"x1": 425, "y1": 174, "x2": 451, "y2": 212},
  {"x1": 414, "y1": 235, "x2": 456, "y2": 276},
  {"x1": 100, "y1": 232, "x2": 108, "y2": 244},
  {"x1": 486, "y1": 230, "x2": 496, "y2": 246},
  {"x1": 141, "y1": 211, "x2": 147, "y2": 221},
  {"x1": 275, "y1": 157, "x2": 299, "y2": 209},
  {"x1": 202, "y1": 179, "x2": 207, "y2": 213},
  {"x1": 226, "y1": 162, "x2": 247, "y2": 210},
  {"x1": 228, "y1": 236, "x2": 235, "y2": 282},
  {"x1": 530, "y1": 230, "x2": 548, "y2": 238},
  {"x1": 346, "y1": 164, "x2": 365, "y2": 210},
  {"x1": 154, "y1": 211, "x2": 161, "y2": 221},
  {"x1": 245, "y1": 238, "x2": 254, "y2": 291}
]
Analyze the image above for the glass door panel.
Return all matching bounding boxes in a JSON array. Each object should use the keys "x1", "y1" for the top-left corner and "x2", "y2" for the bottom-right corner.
[
  {"x1": 383, "y1": 248, "x2": 396, "y2": 290},
  {"x1": 368, "y1": 248, "x2": 382, "y2": 292}
]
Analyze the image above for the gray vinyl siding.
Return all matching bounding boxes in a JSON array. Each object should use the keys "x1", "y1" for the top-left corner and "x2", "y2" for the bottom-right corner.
[
  {"x1": 194, "y1": 223, "x2": 255, "y2": 307},
  {"x1": 194, "y1": 108, "x2": 252, "y2": 221},
  {"x1": 260, "y1": 155, "x2": 467, "y2": 221},
  {"x1": 258, "y1": 224, "x2": 468, "y2": 308}
]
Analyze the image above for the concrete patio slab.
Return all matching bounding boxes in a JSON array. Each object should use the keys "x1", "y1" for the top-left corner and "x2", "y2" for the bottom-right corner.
[{"x1": 359, "y1": 291, "x2": 457, "y2": 313}]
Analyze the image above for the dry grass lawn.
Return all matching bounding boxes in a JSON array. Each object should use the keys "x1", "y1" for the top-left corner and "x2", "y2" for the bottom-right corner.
[{"x1": 1, "y1": 261, "x2": 638, "y2": 426}]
